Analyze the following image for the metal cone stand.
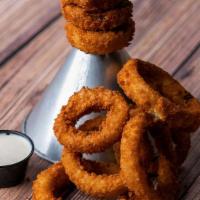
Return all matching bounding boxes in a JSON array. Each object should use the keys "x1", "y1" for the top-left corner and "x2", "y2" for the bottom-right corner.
[{"x1": 23, "y1": 48, "x2": 130, "y2": 162}]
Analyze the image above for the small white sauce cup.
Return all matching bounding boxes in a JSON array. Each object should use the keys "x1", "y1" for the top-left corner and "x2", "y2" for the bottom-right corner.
[{"x1": 0, "y1": 130, "x2": 34, "y2": 188}]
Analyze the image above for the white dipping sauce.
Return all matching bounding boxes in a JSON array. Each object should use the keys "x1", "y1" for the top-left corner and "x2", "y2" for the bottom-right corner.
[{"x1": 0, "y1": 133, "x2": 32, "y2": 166}]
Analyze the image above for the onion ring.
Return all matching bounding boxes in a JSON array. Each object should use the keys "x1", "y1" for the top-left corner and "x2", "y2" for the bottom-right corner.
[
  {"x1": 120, "y1": 112, "x2": 178, "y2": 200},
  {"x1": 32, "y1": 162, "x2": 72, "y2": 200},
  {"x1": 113, "y1": 134, "x2": 155, "y2": 171},
  {"x1": 80, "y1": 115, "x2": 154, "y2": 169},
  {"x1": 67, "y1": 115, "x2": 125, "y2": 197},
  {"x1": 62, "y1": 1, "x2": 133, "y2": 31},
  {"x1": 61, "y1": 148, "x2": 126, "y2": 198},
  {"x1": 60, "y1": 0, "x2": 122, "y2": 11},
  {"x1": 117, "y1": 59, "x2": 195, "y2": 165},
  {"x1": 54, "y1": 87, "x2": 129, "y2": 153},
  {"x1": 65, "y1": 21, "x2": 135, "y2": 55},
  {"x1": 117, "y1": 59, "x2": 200, "y2": 130}
]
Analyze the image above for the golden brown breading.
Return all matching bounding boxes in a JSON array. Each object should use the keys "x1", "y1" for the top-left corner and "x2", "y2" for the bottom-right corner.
[
  {"x1": 62, "y1": 149, "x2": 126, "y2": 198},
  {"x1": 32, "y1": 162, "x2": 71, "y2": 200},
  {"x1": 113, "y1": 135, "x2": 154, "y2": 170},
  {"x1": 120, "y1": 113, "x2": 179, "y2": 200},
  {"x1": 65, "y1": 21, "x2": 135, "y2": 55},
  {"x1": 117, "y1": 59, "x2": 200, "y2": 131},
  {"x1": 61, "y1": 0, "x2": 122, "y2": 11},
  {"x1": 62, "y1": 0, "x2": 133, "y2": 31},
  {"x1": 54, "y1": 87, "x2": 129, "y2": 153},
  {"x1": 117, "y1": 59, "x2": 200, "y2": 167}
]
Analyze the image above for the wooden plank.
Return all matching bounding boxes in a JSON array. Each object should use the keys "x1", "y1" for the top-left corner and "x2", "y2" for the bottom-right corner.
[
  {"x1": 0, "y1": 18, "x2": 68, "y2": 200},
  {"x1": 0, "y1": 0, "x2": 60, "y2": 63},
  {"x1": 181, "y1": 175, "x2": 200, "y2": 200},
  {"x1": 0, "y1": 18, "x2": 69, "y2": 129},
  {"x1": 129, "y1": 0, "x2": 200, "y2": 74},
  {"x1": 66, "y1": 190, "x2": 98, "y2": 200},
  {"x1": 0, "y1": 0, "x2": 199, "y2": 199},
  {"x1": 172, "y1": 47, "x2": 200, "y2": 199}
]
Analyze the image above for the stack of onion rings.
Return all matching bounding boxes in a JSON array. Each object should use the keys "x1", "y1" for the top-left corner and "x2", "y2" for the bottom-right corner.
[
  {"x1": 33, "y1": 115, "x2": 124, "y2": 199},
  {"x1": 65, "y1": 21, "x2": 135, "y2": 55},
  {"x1": 33, "y1": 59, "x2": 200, "y2": 200},
  {"x1": 53, "y1": 87, "x2": 129, "y2": 198},
  {"x1": 60, "y1": 0, "x2": 134, "y2": 54}
]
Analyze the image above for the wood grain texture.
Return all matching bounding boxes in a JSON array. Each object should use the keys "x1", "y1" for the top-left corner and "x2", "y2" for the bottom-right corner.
[
  {"x1": 130, "y1": 0, "x2": 200, "y2": 73},
  {"x1": 0, "y1": 18, "x2": 68, "y2": 199},
  {"x1": 0, "y1": 0, "x2": 60, "y2": 63},
  {"x1": 66, "y1": 190, "x2": 99, "y2": 200},
  {"x1": 0, "y1": 0, "x2": 199, "y2": 199},
  {"x1": 0, "y1": 18, "x2": 70, "y2": 130},
  {"x1": 175, "y1": 46, "x2": 200, "y2": 200}
]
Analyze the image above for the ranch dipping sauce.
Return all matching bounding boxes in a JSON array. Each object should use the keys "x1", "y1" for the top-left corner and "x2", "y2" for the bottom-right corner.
[
  {"x1": 0, "y1": 133, "x2": 32, "y2": 166},
  {"x1": 0, "y1": 130, "x2": 34, "y2": 188}
]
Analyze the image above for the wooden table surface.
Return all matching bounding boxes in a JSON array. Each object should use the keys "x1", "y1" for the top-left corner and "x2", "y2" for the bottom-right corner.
[{"x1": 0, "y1": 0, "x2": 200, "y2": 199}]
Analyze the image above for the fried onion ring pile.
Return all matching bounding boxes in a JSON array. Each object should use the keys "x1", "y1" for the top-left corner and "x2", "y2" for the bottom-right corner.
[
  {"x1": 33, "y1": 59, "x2": 200, "y2": 200},
  {"x1": 60, "y1": 0, "x2": 134, "y2": 54},
  {"x1": 61, "y1": 115, "x2": 125, "y2": 198},
  {"x1": 117, "y1": 59, "x2": 200, "y2": 166}
]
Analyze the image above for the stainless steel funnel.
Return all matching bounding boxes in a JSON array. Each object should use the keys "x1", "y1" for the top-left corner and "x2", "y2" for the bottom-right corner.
[{"x1": 23, "y1": 48, "x2": 130, "y2": 162}]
